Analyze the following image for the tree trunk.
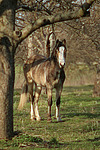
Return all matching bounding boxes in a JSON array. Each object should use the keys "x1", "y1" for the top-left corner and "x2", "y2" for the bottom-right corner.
[
  {"x1": 0, "y1": 0, "x2": 17, "y2": 139},
  {"x1": 93, "y1": 62, "x2": 100, "y2": 97}
]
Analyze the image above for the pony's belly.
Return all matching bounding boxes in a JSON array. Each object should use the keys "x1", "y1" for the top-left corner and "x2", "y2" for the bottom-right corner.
[
  {"x1": 33, "y1": 76, "x2": 46, "y2": 87},
  {"x1": 31, "y1": 66, "x2": 46, "y2": 87}
]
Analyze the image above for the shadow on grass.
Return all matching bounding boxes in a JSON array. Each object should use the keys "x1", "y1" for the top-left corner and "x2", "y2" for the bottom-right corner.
[
  {"x1": 13, "y1": 130, "x2": 22, "y2": 136},
  {"x1": 87, "y1": 137, "x2": 100, "y2": 142},
  {"x1": 11, "y1": 132, "x2": 65, "y2": 148},
  {"x1": 6, "y1": 131, "x2": 99, "y2": 149},
  {"x1": 64, "y1": 137, "x2": 100, "y2": 149},
  {"x1": 62, "y1": 112, "x2": 100, "y2": 119}
]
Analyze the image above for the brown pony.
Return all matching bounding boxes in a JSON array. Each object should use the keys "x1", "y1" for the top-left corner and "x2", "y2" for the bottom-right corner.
[{"x1": 18, "y1": 38, "x2": 67, "y2": 122}]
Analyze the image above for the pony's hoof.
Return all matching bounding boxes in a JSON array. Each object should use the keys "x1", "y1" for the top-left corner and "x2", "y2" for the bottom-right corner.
[
  {"x1": 47, "y1": 118, "x2": 52, "y2": 123},
  {"x1": 57, "y1": 117, "x2": 62, "y2": 122},
  {"x1": 31, "y1": 118, "x2": 36, "y2": 121},
  {"x1": 36, "y1": 117, "x2": 41, "y2": 121}
]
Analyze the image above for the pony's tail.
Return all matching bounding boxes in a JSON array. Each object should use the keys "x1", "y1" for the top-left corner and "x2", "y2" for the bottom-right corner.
[
  {"x1": 18, "y1": 81, "x2": 28, "y2": 110},
  {"x1": 46, "y1": 32, "x2": 56, "y2": 58}
]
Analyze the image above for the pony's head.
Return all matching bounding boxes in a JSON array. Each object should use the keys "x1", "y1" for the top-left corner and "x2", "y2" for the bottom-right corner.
[{"x1": 52, "y1": 39, "x2": 67, "y2": 68}]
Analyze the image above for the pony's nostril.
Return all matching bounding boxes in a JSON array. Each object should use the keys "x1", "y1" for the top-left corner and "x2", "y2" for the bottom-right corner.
[{"x1": 60, "y1": 62, "x2": 65, "y2": 68}]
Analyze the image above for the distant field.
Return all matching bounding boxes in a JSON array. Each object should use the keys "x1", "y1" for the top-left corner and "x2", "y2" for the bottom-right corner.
[{"x1": 0, "y1": 85, "x2": 100, "y2": 149}]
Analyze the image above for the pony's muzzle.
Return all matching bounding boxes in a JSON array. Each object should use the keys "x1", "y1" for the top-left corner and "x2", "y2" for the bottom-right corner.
[{"x1": 60, "y1": 62, "x2": 65, "y2": 68}]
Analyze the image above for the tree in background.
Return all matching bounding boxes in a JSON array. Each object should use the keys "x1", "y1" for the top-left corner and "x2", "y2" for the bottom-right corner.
[{"x1": 0, "y1": 0, "x2": 98, "y2": 139}]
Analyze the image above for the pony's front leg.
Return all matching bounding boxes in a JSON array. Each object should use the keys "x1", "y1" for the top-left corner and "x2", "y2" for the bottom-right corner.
[
  {"x1": 31, "y1": 97, "x2": 35, "y2": 121},
  {"x1": 47, "y1": 89, "x2": 52, "y2": 122},
  {"x1": 56, "y1": 86, "x2": 62, "y2": 122},
  {"x1": 28, "y1": 83, "x2": 35, "y2": 120},
  {"x1": 34, "y1": 85, "x2": 42, "y2": 121}
]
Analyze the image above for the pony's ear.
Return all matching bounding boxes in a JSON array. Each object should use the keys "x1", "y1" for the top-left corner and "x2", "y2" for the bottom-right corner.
[
  {"x1": 56, "y1": 39, "x2": 59, "y2": 44},
  {"x1": 56, "y1": 39, "x2": 60, "y2": 47},
  {"x1": 62, "y1": 39, "x2": 66, "y2": 46}
]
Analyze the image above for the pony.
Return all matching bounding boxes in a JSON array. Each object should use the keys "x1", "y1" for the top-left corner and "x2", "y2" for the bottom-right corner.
[{"x1": 18, "y1": 36, "x2": 67, "y2": 122}]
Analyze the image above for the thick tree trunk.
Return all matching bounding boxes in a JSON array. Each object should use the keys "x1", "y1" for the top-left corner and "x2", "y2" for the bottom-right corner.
[
  {"x1": 0, "y1": 0, "x2": 17, "y2": 139},
  {"x1": 0, "y1": 45, "x2": 15, "y2": 139}
]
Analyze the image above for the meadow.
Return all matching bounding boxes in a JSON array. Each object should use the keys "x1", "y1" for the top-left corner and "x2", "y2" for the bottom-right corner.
[{"x1": 0, "y1": 85, "x2": 100, "y2": 149}]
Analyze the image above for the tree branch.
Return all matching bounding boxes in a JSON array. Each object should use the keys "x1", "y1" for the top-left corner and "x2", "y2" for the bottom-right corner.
[{"x1": 13, "y1": 0, "x2": 95, "y2": 44}]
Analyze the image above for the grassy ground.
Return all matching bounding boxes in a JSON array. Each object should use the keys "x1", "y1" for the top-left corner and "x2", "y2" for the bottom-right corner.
[{"x1": 0, "y1": 85, "x2": 100, "y2": 149}]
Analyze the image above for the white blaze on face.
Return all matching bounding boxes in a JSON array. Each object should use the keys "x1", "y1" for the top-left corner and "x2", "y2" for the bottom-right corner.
[{"x1": 59, "y1": 46, "x2": 65, "y2": 68}]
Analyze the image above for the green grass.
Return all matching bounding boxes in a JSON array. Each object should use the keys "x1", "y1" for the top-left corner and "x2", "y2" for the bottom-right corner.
[{"x1": 0, "y1": 85, "x2": 100, "y2": 149}]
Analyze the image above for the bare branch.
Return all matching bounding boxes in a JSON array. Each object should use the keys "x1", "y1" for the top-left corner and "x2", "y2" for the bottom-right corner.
[{"x1": 13, "y1": 0, "x2": 95, "y2": 44}]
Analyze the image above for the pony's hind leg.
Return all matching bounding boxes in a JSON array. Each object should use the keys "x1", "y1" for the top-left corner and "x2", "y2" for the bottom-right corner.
[
  {"x1": 56, "y1": 86, "x2": 63, "y2": 122},
  {"x1": 34, "y1": 84, "x2": 42, "y2": 121},
  {"x1": 28, "y1": 83, "x2": 35, "y2": 120},
  {"x1": 47, "y1": 88, "x2": 52, "y2": 122}
]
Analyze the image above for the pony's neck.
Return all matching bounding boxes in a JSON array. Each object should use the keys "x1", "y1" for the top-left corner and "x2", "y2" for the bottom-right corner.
[{"x1": 50, "y1": 55, "x2": 60, "y2": 69}]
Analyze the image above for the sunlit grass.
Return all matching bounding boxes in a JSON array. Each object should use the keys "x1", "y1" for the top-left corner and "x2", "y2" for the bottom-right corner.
[{"x1": 0, "y1": 85, "x2": 100, "y2": 149}]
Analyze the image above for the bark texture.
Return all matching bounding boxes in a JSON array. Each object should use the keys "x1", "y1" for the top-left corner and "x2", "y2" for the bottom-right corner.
[{"x1": 0, "y1": 0, "x2": 17, "y2": 139}]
